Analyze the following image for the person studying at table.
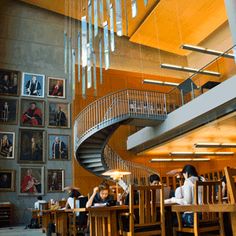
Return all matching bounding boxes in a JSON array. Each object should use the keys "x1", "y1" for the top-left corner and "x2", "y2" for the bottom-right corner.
[
  {"x1": 86, "y1": 182, "x2": 114, "y2": 207},
  {"x1": 164, "y1": 164, "x2": 203, "y2": 226}
]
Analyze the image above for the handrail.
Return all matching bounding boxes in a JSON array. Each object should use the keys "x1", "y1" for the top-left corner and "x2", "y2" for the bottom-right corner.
[
  {"x1": 75, "y1": 89, "x2": 167, "y2": 142},
  {"x1": 104, "y1": 145, "x2": 157, "y2": 186}
]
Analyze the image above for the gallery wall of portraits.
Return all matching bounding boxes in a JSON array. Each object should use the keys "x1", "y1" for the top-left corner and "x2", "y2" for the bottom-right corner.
[{"x1": 0, "y1": 68, "x2": 71, "y2": 196}]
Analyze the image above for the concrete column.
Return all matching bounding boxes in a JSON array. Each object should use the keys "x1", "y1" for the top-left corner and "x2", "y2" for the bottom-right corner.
[{"x1": 224, "y1": 0, "x2": 236, "y2": 60}]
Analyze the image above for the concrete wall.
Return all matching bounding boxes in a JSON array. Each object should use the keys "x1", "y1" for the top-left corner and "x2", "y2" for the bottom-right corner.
[{"x1": 0, "y1": 0, "x2": 71, "y2": 225}]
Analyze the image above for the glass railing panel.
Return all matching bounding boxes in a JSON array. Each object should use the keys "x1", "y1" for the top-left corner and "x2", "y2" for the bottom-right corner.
[{"x1": 167, "y1": 45, "x2": 236, "y2": 109}]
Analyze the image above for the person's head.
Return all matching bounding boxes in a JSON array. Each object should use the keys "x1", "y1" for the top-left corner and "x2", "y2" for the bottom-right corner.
[
  {"x1": 58, "y1": 106, "x2": 62, "y2": 111},
  {"x1": 27, "y1": 169, "x2": 32, "y2": 176},
  {"x1": 98, "y1": 182, "x2": 110, "y2": 200},
  {"x1": 2, "y1": 135, "x2": 8, "y2": 141},
  {"x1": 30, "y1": 102, "x2": 36, "y2": 110},
  {"x1": 31, "y1": 137, "x2": 36, "y2": 143},
  {"x1": 182, "y1": 165, "x2": 198, "y2": 179},
  {"x1": 55, "y1": 136, "x2": 60, "y2": 143},
  {"x1": 37, "y1": 196, "x2": 43, "y2": 201},
  {"x1": 52, "y1": 172, "x2": 57, "y2": 179},
  {"x1": 32, "y1": 76, "x2": 37, "y2": 83},
  {"x1": 149, "y1": 174, "x2": 160, "y2": 186},
  {"x1": 69, "y1": 189, "x2": 81, "y2": 198},
  {"x1": 56, "y1": 80, "x2": 61, "y2": 85},
  {"x1": 1, "y1": 174, "x2": 7, "y2": 182},
  {"x1": 4, "y1": 74, "x2": 9, "y2": 81}
]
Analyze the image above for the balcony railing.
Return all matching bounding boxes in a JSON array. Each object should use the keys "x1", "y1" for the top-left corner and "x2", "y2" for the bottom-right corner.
[{"x1": 75, "y1": 89, "x2": 167, "y2": 143}]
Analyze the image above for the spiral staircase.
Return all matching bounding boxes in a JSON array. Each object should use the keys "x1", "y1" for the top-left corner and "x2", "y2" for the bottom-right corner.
[{"x1": 74, "y1": 89, "x2": 168, "y2": 187}]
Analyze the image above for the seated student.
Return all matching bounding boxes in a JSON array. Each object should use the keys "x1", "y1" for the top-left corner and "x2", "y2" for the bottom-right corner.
[
  {"x1": 34, "y1": 196, "x2": 47, "y2": 210},
  {"x1": 149, "y1": 174, "x2": 171, "y2": 202},
  {"x1": 165, "y1": 165, "x2": 202, "y2": 226},
  {"x1": 65, "y1": 189, "x2": 82, "y2": 214},
  {"x1": 86, "y1": 182, "x2": 114, "y2": 208}
]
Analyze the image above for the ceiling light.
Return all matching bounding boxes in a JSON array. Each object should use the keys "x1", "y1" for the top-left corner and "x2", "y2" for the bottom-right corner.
[
  {"x1": 170, "y1": 151, "x2": 234, "y2": 156},
  {"x1": 192, "y1": 158, "x2": 210, "y2": 161},
  {"x1": 181, "y1": 44, "x2": 235, "y2": 59},
  {"x1": 169, "y1": 152, "x2": 193, "y2": 156},
  {"x1": 195, "y1": 142, "x2": 236, "y2": 148},
  {"x1": 143, "y1": 79, "x2": 179, "y2": 86},
  {"x1": 151, "y1": 158, "x2": 210, "y2": 162},
  {"x1": 151, "y1": 158, "x2": 172, "y2": 162},
  {"x1": 160, "y1": 63, "x2": 221, "y2": 77},
  {"x1": 172, "y1": 158, "x2": 192, "y2": 161}
]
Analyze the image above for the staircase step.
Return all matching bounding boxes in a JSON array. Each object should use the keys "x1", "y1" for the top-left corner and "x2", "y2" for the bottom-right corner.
[
  {"x1": 86, "y1": 162, "x2": 103, "y2": 168},
  {"x1": 80, "y1": 158, "x2": 102, "y2": 164},
  {"x1": 78, "y1": 149, "x2": 102, "y2": 154},
  {"x1": 92, "y1": 167, "x2": 105, "y2": 172},
  {"x1": 79, "y1": 153, "x2": 101, "y2": 159}
]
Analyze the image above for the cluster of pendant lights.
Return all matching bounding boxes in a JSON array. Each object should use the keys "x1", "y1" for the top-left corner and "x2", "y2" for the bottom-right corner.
[{"x1": 64, "y1": 0, "x2": 149, "y2": 99}]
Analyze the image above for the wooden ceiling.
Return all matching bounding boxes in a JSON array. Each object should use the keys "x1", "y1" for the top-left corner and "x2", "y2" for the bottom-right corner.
[
  {"x1": 20, "y1": 0, "x2": 228, "y2": 56},
  {"x1": 141, "y1": 111, "x2": 236, "y2": 161}
]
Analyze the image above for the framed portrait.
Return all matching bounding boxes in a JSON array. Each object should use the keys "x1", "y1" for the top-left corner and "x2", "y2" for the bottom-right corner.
[
  {"x1": 19, "y1": 129, "x2": 44, "y2": 163},
  {"x1": 19, "y1": 166, "x2": 44, "y2": 196},
  {"x1": 0, "y1": 169, "x2": 15, "y2": 192},
  {"x1": 20, "y1": 99, "x2": 45, "y2": 127},
  {"x1": 48, "y1": 102, "x2": 70, "y2": 128},
  {"x1": 0, "y1": 69, "x2": 20, "y2": 96},
  {"x1": 47, "y1": 169, "x2": 65, "y2": 192},
  {"x1": 0, "y1": 98, "x2": 18, "y2": 125},
  {"x1": 21, "y1": 72, "x2": 45, "y2": 98},
  {"x1": 48, "y1": 134, "x2": 69, "y2": 160},
  {"x1": 47, "y1": 77, "x2": 66, "y2": 99},
  {"x1": 0, "y1": 132, "x2": 15, "y2": 159}
]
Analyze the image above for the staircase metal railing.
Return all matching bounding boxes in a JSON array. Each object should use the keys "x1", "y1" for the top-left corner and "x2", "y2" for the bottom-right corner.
[
  {"x1": 103, "y1": 145, "x2": 157, "y2": 188},
  {"x1": 74, "y1": 89, "x2": 167, "y2": 185},
  {"x1": 75, "y1": 89, "x2": 167, "y2": 142}
]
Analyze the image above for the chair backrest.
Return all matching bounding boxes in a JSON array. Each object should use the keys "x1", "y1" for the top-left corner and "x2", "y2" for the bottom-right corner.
[
  {"x1": 224, "y1": 166, "x2": 236, "y2": 204},
  {"x1": 129, "y1": 185, "x2": 165, "y2": 232},
  {"x1": 77, "y1": 196, "x2": 88, "y2": 228},
  {"x1": 194, "y1": 180, "x2": 222, "y2": 222},
  {"x1": 39, "y1": 202, "x2": 48, "y2": 211}
]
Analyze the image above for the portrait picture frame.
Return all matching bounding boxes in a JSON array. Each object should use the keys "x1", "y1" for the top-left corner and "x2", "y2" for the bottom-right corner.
[
  {"x1": 48, "y1": 102, "x2": 70, "y2": 128},
  {"x1": 0, "y1": 131, "x2": 15, "y2": 159},
  {"x1": 21, "y1": 72, "x2": 45, "y2": 98},
  {"x1": 20, "y1": 99, "x2": 45, "y2": 127},
  {"x1": 0, "y1": 69, "x2": 21, "y2": 96},
  {"x1": 19, "y1": 129, "x2": 45, "y2": 164},
  {"x1": 47, "y1": 77, "x2": 66, "y2": 99},
  {"x1": 48, "y1": 134, "x2": 70, "y2": 161},
  {"x1": 47, "y1": 169, "x2": 65, "y2": 192},
  {"x1": 0, "y1": 169, "x2": 15, "y2": 192},
  {"x1": 19, "y1": 166, "x2": 44, "y2": 196},
  {"x1": 0, "y1": 98, "x2": 18, "y2": 125}
]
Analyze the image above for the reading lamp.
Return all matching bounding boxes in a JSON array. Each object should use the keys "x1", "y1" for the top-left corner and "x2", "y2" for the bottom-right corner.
[{"x1": 102, "y1": 169, "x2": 131, "y2": 201}]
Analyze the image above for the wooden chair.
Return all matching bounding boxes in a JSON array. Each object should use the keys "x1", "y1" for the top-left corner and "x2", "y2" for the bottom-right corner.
[
  {"x1": 119, "y1": 185, "x2": 165, "y2": 236},
  {"x1": 224, "y1": 166, "x2": 236, "y2": 204},
  {"x1": 173, "y1": 180, "x2": 225, "y2": 236},
  {"x1": 68, "y1": 196, "x2": 88, "y2": 236},
  {"x1": 224, "y1": 166, "x2": 236, "y2": 235}
]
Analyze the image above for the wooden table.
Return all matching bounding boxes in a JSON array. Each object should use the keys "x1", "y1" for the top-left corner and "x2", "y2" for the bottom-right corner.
[
  {"x1": 88, "y1": 205, "x2": 128, "y2": 236},
  {"x1": 172, "y1": 203, "x2": 236, "y2": 236}
]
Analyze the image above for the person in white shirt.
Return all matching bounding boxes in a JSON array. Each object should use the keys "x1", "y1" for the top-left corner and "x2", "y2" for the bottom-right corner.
[
  {"x1": 65, "y1": 189, "x2": 82, "y2": 216},
  {"x1": 34, "y1": 196, "x2": 47, "y2": 210},
  {"x1": 165, "y1": 165, "x2": 202, "y2": 226}
]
